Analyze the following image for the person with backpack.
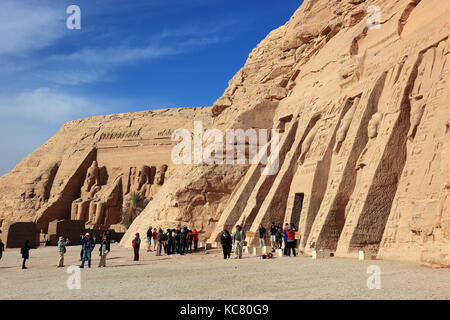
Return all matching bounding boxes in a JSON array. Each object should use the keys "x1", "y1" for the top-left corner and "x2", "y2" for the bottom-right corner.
[
  {"x1": 186, "y1": 229, "x2": 194, "y2": 254},
  {"x1": 220, "y1": 230, "x2": 232, "y2": 259},
  {"x1": 0, "y1": 238, "x2": 4, "y2": 261},
  {"x1": 258, "y1": 224, "x2": 266, "y2": 249},
  {"x1": 156, "y1": 229, "x2": 163, "y2": 256},
  {"x1": 233, "y1": 225, "x2": 246, "y2": 259},
  {"x1": 286, "y1": 224, "x2": 297, "y2": 257},
  {"x1": 57, "y1": 236, "x2": 69, "y2": 268},
  {"x1": 98, "y1": 234, "x2": 110, "y2": 267},
  {"x1": 80, "y1": 233, "x2": 95, "y2": 268},
  {"x1": 192, "y1": 228, "x2": 199, "y2": 251},
  {"x1": 20, "y1": 240, "x2": 35, "y2": 269},
  {"x1": 132, "y1": 233, "x2": 141, "y2": 261}
]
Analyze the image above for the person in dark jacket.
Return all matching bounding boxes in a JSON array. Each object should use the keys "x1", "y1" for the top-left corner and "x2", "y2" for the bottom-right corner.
[
  {"x1": 79, "y1": 234, "x2": 84, "y2": 261},
  {"x1": 21, "y1": 240, "x2": 35, "y2": 269},
  {"x1": 276, "y1": 225, "x2": 283, "y2": 249},
  {"x1": 179, "y1": 228, "x2": 187, "y2": 255},
  {"x1": 132, "y1": 233, "x2": 141, "y2": 261},
  {"x1": 258, "y1": 225, "x2": 266, "y2": 248},
  {"x1": 270, "y1": 222, "x2": 277, "y2": 251},
  {"x1": 80, "y1": 233, "x2": 95, "y2": 268},
  {"x1": 0, "y1": 238, "x2": 4, "y2": 261},
  {"x1": 173, "y1": 229, "x2": 180, "y2": 255},
  {"x1": 165, "y1": 229, "x2": 173, "y2": 255},
  {"x1": 220, "y1": 230, "x2": 233, "y2": 259}
]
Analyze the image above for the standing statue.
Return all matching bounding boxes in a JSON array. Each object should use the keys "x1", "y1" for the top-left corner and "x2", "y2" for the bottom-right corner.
[
  {"x1": 355, "y1": 112, "x2": 383, "y2": 170},
  {"x1": 71, "y1": 161, "x2": 102, "y2": 221}
]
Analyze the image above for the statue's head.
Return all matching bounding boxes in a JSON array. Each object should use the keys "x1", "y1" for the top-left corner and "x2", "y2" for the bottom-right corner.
[
  {"x1": 85, "y1": 161, "x2": 99, "y2": 191},
  {"x1": 368, "y1": 112, "x2": 382, "y2": 139},
  {"x1": 155, "y1": 165, "x2": 168, "y2": 185},
  {"x1": 135, "y1": 165, "x2": 150, "y2": 188}
]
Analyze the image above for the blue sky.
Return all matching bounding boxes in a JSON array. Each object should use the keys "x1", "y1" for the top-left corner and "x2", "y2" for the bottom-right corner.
[{"x1": 0, "y1": 0, "x2": 303, "y2": 175}]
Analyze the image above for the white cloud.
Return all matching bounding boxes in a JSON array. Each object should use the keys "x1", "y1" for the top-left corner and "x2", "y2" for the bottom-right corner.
[
  {"x1": 0, "y1": 87, "x2": 104, "y2": 124},
  {"x1": 0, "y1": 1, "x2": 64, "y2": 55}
]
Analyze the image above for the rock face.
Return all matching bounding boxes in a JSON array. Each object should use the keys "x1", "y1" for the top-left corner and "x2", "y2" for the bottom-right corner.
[
  {"x1": 0, "y1": 108, "x2": 213, "y2": 232},
  {"x1": 0, "y1": 0, "x2": 449, "y2": 266}
]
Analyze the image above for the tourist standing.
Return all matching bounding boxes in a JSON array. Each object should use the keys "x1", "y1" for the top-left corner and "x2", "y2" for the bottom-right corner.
[
  {"x1": 258, "y1": 224, "x2": 266, "y2": 248},
  {"x1": 276, "y1": 225, "x2": 283, "y2": 249},
  {"x1": 233, "y1": 225, "x2": 246, "y2": 259},
  {"x1": 186, "y1": 229, "x2": 194, "y2": 254},
  {"x1": 57, "y1": 236, "x2": 69, "y2": 268},
  {"x1": 147, "y1": 226, "x2": 153, "y2": 251},
  {"x1": 20, "y1": 240, "x2": 35, "y2": 269},
  {"x1": 0, "y1": 238, "x2": 4, "y2": 261},
  {"x1": 132, "y1": 233, "x2": 141, "y2": 261},
  {"x1": 174, "y1": 229, "x2": 180, "y2": 254},
  {"x1": 192, "y1": 228, "x2": 199, "y2": 251},
  {"x1": 152, "y1": 228, "x2": 157, "y2": 251},
  {"x1": 270, "y1": 222, "x2": 277, "y2": 251},
  {"x1": 179, "y1": 228, "x2": 187, "y2": 255},
  {"x1": 80, "y1": 233, "x2": 95, "y2": 268},
  {"x1": 283, "y1": 223, "x2": 289, "y2": 256},
  {"x1": 220, "y1": 230, "x2": 232, "y2": 259},
  {"x1": 98, "y1": 234, "x2": 110, "y2": 267},
  {"x1": 287, "y1": 224, "x2": 296, "y2": 257},
  {"x1": 79, "y1": 234, "x2": 84, "y2": 261},
  {"x1": 165, "y1": 229, "x2": 172, "y2": 255},
  {"x1": 156, "y1": 229, "x2": 163, "y2": 256}
]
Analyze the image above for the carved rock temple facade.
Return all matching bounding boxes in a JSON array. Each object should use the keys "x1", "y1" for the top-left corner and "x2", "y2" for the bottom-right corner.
[{"x1": 0, "y1": 0, "x2": 449, "y2": 266}]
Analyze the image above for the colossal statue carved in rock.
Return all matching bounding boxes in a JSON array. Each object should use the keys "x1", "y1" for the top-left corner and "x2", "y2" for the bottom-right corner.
[{"x1": 355, "y1": 112, "x2": 383, "y2": 170}]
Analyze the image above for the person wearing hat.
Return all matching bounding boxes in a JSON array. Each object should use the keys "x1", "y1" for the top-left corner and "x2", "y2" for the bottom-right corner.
[
  {"x1": 57, "y1": 236, "x2": 70, "y2": 267},
  {"x1": 80, "y1": 233, "x2": 95, "y2": 268}
]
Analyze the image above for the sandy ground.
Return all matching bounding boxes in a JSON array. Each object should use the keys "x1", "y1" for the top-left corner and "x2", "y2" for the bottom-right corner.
[{"x1": 0, "y1": 244, "x2": 449, "y2": 300}]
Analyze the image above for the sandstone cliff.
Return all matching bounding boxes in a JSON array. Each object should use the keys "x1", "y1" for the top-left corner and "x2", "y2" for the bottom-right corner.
[
  {"x1": 0, "y1": 0, "x2": 448, "y2": 267},
  {"x1": 122, "y1": 0, "x2": 450, "y2": 267},
  {"x1": 0, "y1": 108, "x2": 213, "y2": 232}
]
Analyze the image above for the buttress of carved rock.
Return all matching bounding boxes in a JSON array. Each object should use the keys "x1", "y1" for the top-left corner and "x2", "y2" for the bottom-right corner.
[
  {"x1": 333, "y1": 97, "x2": 359, "y2": 154},
  {"x1": 408, "y1": 94, "x2": 426, "y2": 140},
  {"x1": 298, "y1": 122, "x2": 319, "y2": 164},
  {"x1": 355, "y1": 112, "x2": 383, "y2": 170}
]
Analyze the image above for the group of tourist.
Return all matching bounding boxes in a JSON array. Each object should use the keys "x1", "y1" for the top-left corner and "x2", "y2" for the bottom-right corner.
[
  {"x1": 218, "y1": 222, "x2": 298, "y2": 260},
  {"x1": 141, "y1": 226, "x2": 200, "y2": 258},
  {"x1": 5, "y1": 221, "x2": 298, "y2": 270}
]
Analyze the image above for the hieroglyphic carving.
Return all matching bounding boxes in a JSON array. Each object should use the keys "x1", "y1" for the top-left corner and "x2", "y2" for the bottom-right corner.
[{"x1": 99, "y1": 130, "x2": 141, "y2": 140}]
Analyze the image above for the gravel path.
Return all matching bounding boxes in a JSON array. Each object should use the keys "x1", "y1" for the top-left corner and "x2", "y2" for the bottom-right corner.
[{"x1": 0, "y1": 244, "x2": 449, "y2": 300}]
